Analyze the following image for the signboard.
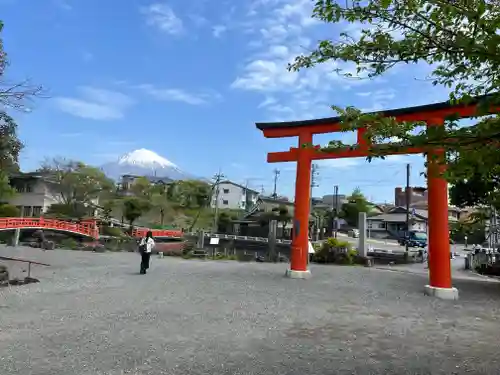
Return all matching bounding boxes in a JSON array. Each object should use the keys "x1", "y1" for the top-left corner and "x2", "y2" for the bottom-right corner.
[{"x1": 209, "y1": 237, "x2": 219, "y2": 245}]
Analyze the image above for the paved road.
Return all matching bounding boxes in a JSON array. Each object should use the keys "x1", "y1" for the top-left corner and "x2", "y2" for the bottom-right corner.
[
  {"x1": 336, "y1": 232, "x2": 468, "y2": 254},
  {"x1": 373, "y1": 256, "x2": 499, "y2": 283},
  {"x1": 1, "y1": 246, "x2": 500, "y2": 374}
]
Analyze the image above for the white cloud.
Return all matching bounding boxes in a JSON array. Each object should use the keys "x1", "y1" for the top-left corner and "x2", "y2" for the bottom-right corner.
[
  {"x1": 358, "y1": 89, "x2": 397, "y2": 112},
  {"x1": 232, "y1": 59, "x2": 299, "y2": 92},
  {"x1": 229, "y1": 0, "x2": 380, "y2": 121},
  {"x1": 54, "y1": 87, "x2": 134, "y2": 120},
  {"x1": 258, "y1": 96, "x2": 278, "y2": 108},
  {"x1": 137, "y1": 84, "x2": 221, "y2": 105},
  {"x1": 230, "y1": 0, "x2": 427, "y2": 125},
  {"x1": 141, "y1": 3, "x2": 183, "y2": 35},
  {"x1": 212, "y1": 25, "x2": 227, "y2": 38}
]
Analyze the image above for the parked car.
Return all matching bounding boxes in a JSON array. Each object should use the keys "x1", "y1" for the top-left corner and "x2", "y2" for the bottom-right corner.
[
  {"x1": 348, "y1": 229, "x2": 359, "y2": 238},
  {"x1": 398, "y1": 230, "x2": 427, "y2": 248}
]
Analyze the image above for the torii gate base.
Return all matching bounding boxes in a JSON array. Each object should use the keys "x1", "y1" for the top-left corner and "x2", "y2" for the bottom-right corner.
[{"x1": 253, "y1": 97, "x2": 492, "y2": 300}]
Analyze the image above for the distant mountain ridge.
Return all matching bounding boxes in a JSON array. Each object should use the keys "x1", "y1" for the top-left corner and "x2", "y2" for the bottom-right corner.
[{"x1": 100, "y1": 149, "x2": 200, "y2": 181}]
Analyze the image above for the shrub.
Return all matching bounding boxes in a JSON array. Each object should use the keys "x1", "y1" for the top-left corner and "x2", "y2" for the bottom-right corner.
[
  {"x1": 0, "y1": 204, "x2": 20, "y2": 217},
  {"x1": 183, "y1": 241, "x2": 195, "y2": 253},
  {"x1": 101, "y1": 226, "x2": 126, "y2": 237},
  {"x1": 313, "y1": 237, "x2": 357, "y2": 265},
  {"x1": 60, "y1": 238, "x2": 79, "y2": 250},
  {"x1": 0, "y1": 231, "x2": 12, "y2": 244},
  {"x1": 214, "y1": 253, "x2": 237, "y2": 261}
]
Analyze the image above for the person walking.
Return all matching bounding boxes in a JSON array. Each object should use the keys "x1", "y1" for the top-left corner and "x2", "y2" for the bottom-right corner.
[{"x1": 139, "y1": 231, "x2": 155, "y2": 274}]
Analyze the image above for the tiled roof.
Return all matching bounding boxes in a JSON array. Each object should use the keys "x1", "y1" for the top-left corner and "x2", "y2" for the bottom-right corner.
[
  {"x1": 219, "y1": 180, "x2": 259, "y2": 194},
  {"x1": 368, "y1": 213, "x2": 425, "y2": 223}
]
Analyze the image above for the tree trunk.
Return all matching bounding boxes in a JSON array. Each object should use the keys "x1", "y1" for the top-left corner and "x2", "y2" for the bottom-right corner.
[{"x1": 160, "y1": 209, "x2": 165, "y2": 226}]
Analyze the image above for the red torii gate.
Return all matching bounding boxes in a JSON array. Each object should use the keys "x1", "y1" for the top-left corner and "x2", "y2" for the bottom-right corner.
[{"x1": 256, "y1": 96, "x2": 493, "y2": 300}]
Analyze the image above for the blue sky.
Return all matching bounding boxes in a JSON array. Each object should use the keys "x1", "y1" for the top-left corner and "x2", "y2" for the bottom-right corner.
[{"x1": 1, "y1": 0, "x2": 453, "y2": 203}]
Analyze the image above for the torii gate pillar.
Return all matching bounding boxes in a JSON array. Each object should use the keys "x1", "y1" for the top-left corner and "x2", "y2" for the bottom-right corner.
[
  {"x1": 424, "y1": 119, "x2": 458, "y2": 300},
  {"x1": 286, "y1": 132, "x2": 313, "y2": 279}
]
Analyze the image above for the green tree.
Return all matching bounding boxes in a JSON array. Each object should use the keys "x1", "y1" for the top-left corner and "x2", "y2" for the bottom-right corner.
[
  {"x1": 449, "y1": 173, "x2": 499, "y2": 208},
  {"x1": 0, "y1": 113, "x2": 23, "y2": 204},
  {"x1": 217, "y1": 211, "x2": 235, "y2": 233},
  {"x1": 341, "y1": 188, "x2": 371, "y2": 227},
  {"x1": 131, "y1": 177, "x2": 153, "y2": 199},
  {"x1": 39, "y1": 158, "x2": 114, "y2": 209},
  {"x1": 289, "y1": 1, "x2": 500, "y2": 207},
  {"x1": 0, "y1": 112, "x2": 22, "y2": 173},
  {"x1": 151, "y1": 192, "x2": 172, "y2": 227},
  {"x1": 0, "y1": 203, "x2": 19, "y2": 217},
  {"x1": 0, "y1": 170, "x2": 15, "y2": 203},
  {"x1": 46, "y1": 203, "x2": 89, "y2": 219},
  {"x1": 174, "y1": 180, "x2": 211, "y2": 208},
  {"x1": 101, "y1": 200, "x2": 115, "y2": 222},
  {"x1": 274, "y1": 205, "x2": 292, "y2": 239},
  {"x1": 123, "y1": 197, "x2": 152, "y2": 231}
]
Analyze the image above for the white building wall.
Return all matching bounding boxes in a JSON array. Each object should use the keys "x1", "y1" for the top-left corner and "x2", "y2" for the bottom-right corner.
[
  {"x1": 211, "y1": 182, "x2": 259, "y2": 210},
  {"x1": 6, "y1": 179, "x2": 100, "y2": 217},
  {"x1": 7, "y1": 179, "x2": 61, "y2": 216}
]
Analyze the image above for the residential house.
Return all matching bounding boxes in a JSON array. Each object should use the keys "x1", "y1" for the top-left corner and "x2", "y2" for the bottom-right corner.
[
  {"x1": 367, "y1": 206, "x2": 459, "y2": 239},
  {"x1": 232, "y1": 196, "x2": 296, "y2": 238},
  {"x1": 211, "y1": 180, "x2": 259, "y2": 210},
  {"x1": 312, "y1": 194, "x2": 348, "y2": 211},
  {"x1": 4, "y1": 172, "x2": 101, "y2": 217},
  {"x1": 117, "y1": 174, "x2": 173, "y2": 196},
  {"x1": 395, "y1": 186, "x2": 428, "y2": 207},
  {"x1": 394, "y1": 186, "x2": 467, "y2": 220}
]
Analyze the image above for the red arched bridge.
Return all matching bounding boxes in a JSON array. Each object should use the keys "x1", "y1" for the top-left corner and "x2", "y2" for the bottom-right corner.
[{"x1": 0, "y1": 218, "x2": 183, "y2": 239}]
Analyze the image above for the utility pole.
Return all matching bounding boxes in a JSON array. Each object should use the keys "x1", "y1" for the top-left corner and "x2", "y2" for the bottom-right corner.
[
  {"x1": 310, "y1": 164, "x2": 319, "y2": 240},
  {"x1": 494, "y1": 207, "x2": 498, "y2": 250},
  {"x1": 405, "y1": 163, "x2": 411, "y2": 255},
  {"x1": 310, "y1": 164, "x2": 319, "y2": 204},
  {"x1": 272, "y1": 168, "x2": 280, "y2": 199},
  {"x1": 311, "y1": 164, "x2": 319, "y2": 189},
  {"x1": 243, "y1": 179, "x2": 249, "y2": 211},
  {"x1": 333, "y1": 185, "x2": 339, "y2": 239},
  {"x1": 212, "y1": 169, "x2": 225, "y2": 233}
]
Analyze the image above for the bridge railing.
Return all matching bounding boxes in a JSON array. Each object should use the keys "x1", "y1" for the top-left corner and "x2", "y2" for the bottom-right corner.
[
  {"x1": 0, "y1": 218, "x2": 99, "y2": 238},
  {"x1": 183, "y1": 232, "x2": 293, "y2": 245},
  {"x1": 132, "y1": 228, "x2": 183, "y2": 238}
]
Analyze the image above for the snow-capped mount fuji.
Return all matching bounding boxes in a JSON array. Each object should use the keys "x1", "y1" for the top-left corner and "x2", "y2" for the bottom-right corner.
[{"x1": 100, "y1": 148, "x2": 196, "y2": 181}]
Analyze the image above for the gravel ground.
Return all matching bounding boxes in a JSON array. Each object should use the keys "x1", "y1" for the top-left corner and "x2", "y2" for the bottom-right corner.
[{"x1": 1, "y1": 246, "x2": 500, "y2": 375}]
